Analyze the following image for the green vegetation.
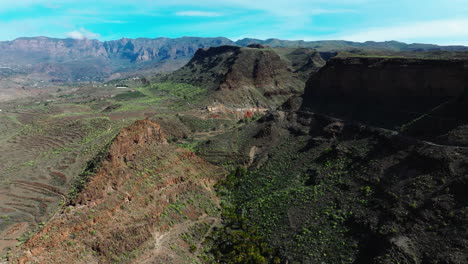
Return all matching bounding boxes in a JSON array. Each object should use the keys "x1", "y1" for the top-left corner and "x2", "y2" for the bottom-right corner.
[
  {"x1": 177, "y1": 114, "x2": 233, "y2": 133},
  {"x1": 67, "y1": 137, "x2": 114, "y2": 203},
  {"x1": 113, "y1": 90, "x2": 146, "y2": 101},
  {"x1": 211, "y1": 139, "x2": 360, "y2": 263},
  {"x1": 151, "y1": 82, "x2": 207, "y2": 102},
  {"x1": 177, "y1": 140, "x2": 200, "y2": 152},
  {"x1": 112, "y1": 88, "x2": 164, "y2": 112},
  {"x1": 210, "y1": 168, "x2": 281, "y2": 264}
]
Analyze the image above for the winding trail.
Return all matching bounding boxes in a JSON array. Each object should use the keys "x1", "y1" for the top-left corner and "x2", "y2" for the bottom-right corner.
[
  {"x1": 370, "y1": 127, "x2": 468, "y2": 151},
  {"x1": 309, "y1": 111, "x2": 468, "y2": 151}
]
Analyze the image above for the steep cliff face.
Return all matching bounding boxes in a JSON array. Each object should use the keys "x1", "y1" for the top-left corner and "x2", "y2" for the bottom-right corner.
[
  {"x1": 0, "y1": 37, "x2": 234, "y2": 63},
  {"x1": 165, "y1": 45, "x2": 321, "y2": 107},
  {"x1": 305, "y1": 57, "x2": 467, "y2": 98},
  {"x1": 303, "y1": 57, "x2": 468, "y2": 132},
  {"x1": 103, "y1": 37, "x2": 234, "y2": 62},
  {"x1": 13, "y1": 119, "x2": 223, "y2": 264},
  {"x1": 0, "y1": 37, "x2": 108, "y2": 62}
]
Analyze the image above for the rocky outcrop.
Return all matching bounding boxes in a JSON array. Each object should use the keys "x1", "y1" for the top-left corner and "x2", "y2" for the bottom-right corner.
[
  {"x1": 284, "y1": 48, "x2": 326, "y2": 80},
  {"x1": 165, "y1": 45, "x2": 322, "y2": 108},
  {"x1": 107, "y1": 119, "x2": 167, "y2": 163},
  {"x1": 75, "y1": 119, "x2": 167, "y2": 205},
  {"x1": 13, "y1": 119, "x2": 222, "y2": 264},
  {"x1": 0, "y1": 37, "x2": 108, "y2": 61},
  {"x1": 302, "y1": 57, "x2": 468, "y2": 130}
]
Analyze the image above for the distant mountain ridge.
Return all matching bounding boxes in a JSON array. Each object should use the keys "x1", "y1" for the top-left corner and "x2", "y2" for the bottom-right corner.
[
  {"x1": 0, "y1": 36, "x2": 234, "y2": 63},
  {"x1": 3, "y1": 36, "x2": 467, "y2": 62},
  {"x1": 0, "y1": 36, "x2": 467, "y2": 85},
  {"x1": 236, "y1": 38, "x2": 468, "y2": 52}
]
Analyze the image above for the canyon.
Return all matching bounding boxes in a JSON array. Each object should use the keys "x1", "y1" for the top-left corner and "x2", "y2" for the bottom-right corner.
[{"x1": 0, "y1": 41, "x2": 467, "y2": 263}]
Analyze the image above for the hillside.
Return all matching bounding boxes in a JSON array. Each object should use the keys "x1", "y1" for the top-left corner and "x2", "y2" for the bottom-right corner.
[
  {"x1": 12, "y1": 119, "x2": 224, "y2": 263},
  {"x1": 162, "y1": 45, "x2": 324, "y2": 108},
  {"x1": 193, "y1": 56, "x2": 468, "y2": 263}
]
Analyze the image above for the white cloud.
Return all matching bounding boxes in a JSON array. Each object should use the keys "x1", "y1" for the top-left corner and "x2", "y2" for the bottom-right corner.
[
  {"x1": 66, "y1": 28, "x2": 100, "y2": 39},
  {"x1": 175, "y1": 11, "x2": 223, "y2": 17},
  {"x1": 341, "y1": 18, "x2": 468, "y2": 44},
  {"x1": 309, "y1": 8, "x2": 357, "y2": 15},
  {"x1": 0, "y1": 0, "x2": 362, "y2": 18}
]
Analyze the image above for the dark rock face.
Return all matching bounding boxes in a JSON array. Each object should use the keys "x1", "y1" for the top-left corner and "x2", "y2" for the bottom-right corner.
[
  {"x1": 302, "y1": 57, "x2": 468, "y2": 132},
  {"x1": 246, "y1": 43, "x2": 270, "y2": 49},
  {"x1": 305, "y1": 57, "x2": 467, "y2": 98}
]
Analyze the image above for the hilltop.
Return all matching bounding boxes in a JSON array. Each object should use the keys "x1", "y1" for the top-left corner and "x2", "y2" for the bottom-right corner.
[{"x1": 162, "y1": 45, "x2": 325, "y2": 108}]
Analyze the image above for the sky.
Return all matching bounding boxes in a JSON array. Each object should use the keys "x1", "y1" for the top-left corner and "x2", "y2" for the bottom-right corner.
[{"x1": 0, "y1": 0, "x2": 468, "y2": 45}]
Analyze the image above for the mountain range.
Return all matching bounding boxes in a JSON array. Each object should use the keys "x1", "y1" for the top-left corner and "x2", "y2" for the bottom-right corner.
[
  {"x1": 0, "y1": 34, "x2": 467, "y2": 263},
  {"x1": 1, "y1": 36, "x2": 468, "y2": 84}
]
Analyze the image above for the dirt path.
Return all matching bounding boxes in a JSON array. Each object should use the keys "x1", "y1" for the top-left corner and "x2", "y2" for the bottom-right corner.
[
  {"x1": 193, "y1": 130, "x2": 225, "y2": 137},
  {"x1": 310, "y1": 111, "x2": 468, "y2": 151},
  {"x1": 194, "y1": 217, "x2": 221, "y2": 256},
  {"x1": 372, "y1": 127, "x2": 468, "y2": 150},
  {"x1": 11, "y1": 181, "x2": 67, "y2": 222},
  {"x1": 138, "y1": 214, "x2": 221, "y2": 264}
]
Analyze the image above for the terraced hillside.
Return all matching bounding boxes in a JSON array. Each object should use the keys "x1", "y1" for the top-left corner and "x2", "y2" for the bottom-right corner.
[
  {"x1": 0, "y1": 103, "x2": 128, "y2": 254},
  {"x1": 12, "y1": 120, "x2": 224, "y2": 264}
]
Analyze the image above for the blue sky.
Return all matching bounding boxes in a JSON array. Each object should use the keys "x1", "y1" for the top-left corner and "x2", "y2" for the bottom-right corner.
[{"x1": 0, "y1": 0, "x2": 468, "y2": 45}]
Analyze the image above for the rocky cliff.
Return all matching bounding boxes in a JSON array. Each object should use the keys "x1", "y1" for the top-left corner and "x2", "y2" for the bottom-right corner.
[
  {"x1": 302, "y1": 57, "x2": 468, "y2": 135},
  {"x1": 0, "y1": 37, "x2": 234, "y2": 83},
  {"x1": 0, "y1": 37, "x2": 234, "y2": 64},
  {"x1": 164, "y1": 45, "x2": 323, "y2": 108}
]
